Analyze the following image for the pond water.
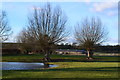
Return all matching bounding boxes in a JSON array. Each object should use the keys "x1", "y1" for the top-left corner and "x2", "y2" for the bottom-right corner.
[{"x1": 0, "y1": 62, "x2": 57, "y2": 70}]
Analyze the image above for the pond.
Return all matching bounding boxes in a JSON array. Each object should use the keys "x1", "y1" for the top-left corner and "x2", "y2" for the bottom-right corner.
[{"x1": 0, "y1": 62, "x2": 57, "y2": 70}]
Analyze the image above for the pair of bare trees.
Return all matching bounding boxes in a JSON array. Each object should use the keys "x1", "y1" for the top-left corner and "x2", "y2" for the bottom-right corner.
[
  {"x1": 17, "y1": 3, "x2": 107, "y2": 60},
  {"x1": 0, "y1": 3, "x2": 107, "y2": 60}
]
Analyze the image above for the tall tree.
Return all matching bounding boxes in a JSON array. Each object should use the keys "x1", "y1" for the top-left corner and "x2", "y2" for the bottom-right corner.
[
  {"x1": 0, "y1": 11, "x2": 12, "y2": 42},
  {"x1": 75, "y1": 17, "x2": 108, "y2": 59},
  {"x1": 17, "y1": 3, "x2": 68, "y2": 61}
]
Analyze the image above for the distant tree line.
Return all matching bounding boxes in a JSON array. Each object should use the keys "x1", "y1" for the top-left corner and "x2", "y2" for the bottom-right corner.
[
  {"x1": 2, "y1": 43, "x2": 120, "y2": 55},
  {"x1": 94, "y1": 45, "x2": 120, "y2": 53},
  {"x1": 57, "y1": 44, "x2": 120, "y2": 53}
]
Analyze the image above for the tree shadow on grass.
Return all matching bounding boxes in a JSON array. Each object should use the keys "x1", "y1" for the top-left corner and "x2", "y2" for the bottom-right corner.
[
  {"x1": 3, "y1": 58, "x2": 120, "y2": 62},
  {"x1": 2, "y1": 67, "x2": 119, "y2": 79},
  {"x1": 41, "y1": 67, "x2": 119, "y2": 72},
  {"x1": 15, "y1": 67, "x2": 120, "y2": 72},
  {"x1": 50, "y1": 58, "x2": 120, "y2": 62}
]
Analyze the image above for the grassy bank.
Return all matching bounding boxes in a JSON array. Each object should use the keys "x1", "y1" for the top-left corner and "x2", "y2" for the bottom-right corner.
[{"x1": 2, "y1": 54, "x2": 120, "y2": 78}]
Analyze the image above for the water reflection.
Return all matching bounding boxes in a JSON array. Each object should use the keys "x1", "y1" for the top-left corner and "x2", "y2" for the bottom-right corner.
[{"x1": 0, "y1": 62, "x2": 57, "y2": 70}]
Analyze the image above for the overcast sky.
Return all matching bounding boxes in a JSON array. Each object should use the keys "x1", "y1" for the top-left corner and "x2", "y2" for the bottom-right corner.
[{"x1": 1, "y1": 1, "x2": 119, "y2": 45}]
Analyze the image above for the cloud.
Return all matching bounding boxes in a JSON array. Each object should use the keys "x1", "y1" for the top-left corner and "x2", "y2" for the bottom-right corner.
[
  {"x1": 27, "y1": 6, "x2": 43, "y2": 13},
  {"x1": 92, "y1": 2, "x2": 117, "y2": 12},
  {"x1": 109, "y1": 38, "x2": 118, "y2": 45},
  {"x1": 84, "y1": 0, "x2": 91, "y2": 4},
  {"x1": 107, "y1": 10, "x2": 118, "y2": 16},
  {"x1": 90, "y1": 2, "x2": 118, "y2": 16},
  {"x1": 102, "y1": 38, "x2": 118, "y2": 45},
  {"x1": 29, "y1": 6, "x2": 42, "y2": 10},
  {"x1": 64, "y1": 36, "x2": 76, "y2": 43}
]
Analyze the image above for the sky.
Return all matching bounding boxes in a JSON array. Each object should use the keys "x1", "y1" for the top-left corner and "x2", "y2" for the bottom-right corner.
[{"x1": 1, "y1": 0, "x2": 119, "y2": 45}]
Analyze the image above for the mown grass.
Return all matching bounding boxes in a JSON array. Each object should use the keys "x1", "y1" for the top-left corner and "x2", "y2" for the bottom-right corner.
[{"x1": 2, "y1": 54, "x2": 120, "y2": 78}]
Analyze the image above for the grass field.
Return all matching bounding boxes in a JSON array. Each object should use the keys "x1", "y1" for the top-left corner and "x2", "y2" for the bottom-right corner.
[{"x1": 2, "y1": 54, "x2": 120, "y2": 79}]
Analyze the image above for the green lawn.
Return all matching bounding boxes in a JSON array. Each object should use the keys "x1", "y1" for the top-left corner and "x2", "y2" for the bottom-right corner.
[{"x1": 2, "y1": 54, "x2": 120, "y2": 78}]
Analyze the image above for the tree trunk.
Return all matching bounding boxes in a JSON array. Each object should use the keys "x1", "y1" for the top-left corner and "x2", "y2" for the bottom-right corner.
[
  {"x1": 87, "y1": 50, "x2": 93, "y2": 59},
  {"x1": 43, "y1": 51, "x2": 51, "y2": 62},
  {"x1": 87, "y1": 50, "x2": 90, "y2": 58},
  {"x1": 90, "y1": 50, "x2": 93, "y2": 58},
  {"x1": 43, "y1": 62, "x2": 49, "y2": 68}
]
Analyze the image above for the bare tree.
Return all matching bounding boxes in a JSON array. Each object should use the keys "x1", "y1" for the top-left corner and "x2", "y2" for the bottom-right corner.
[
  {"x1": 0, "y1": 11, "x2": 12, "y2": 42},
  {"x1": 17, "y1": 3, "x2": 68, "y2": 61},
  {"x1": 75, "y1": 17, "x2": 108, "y2": 59}
]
